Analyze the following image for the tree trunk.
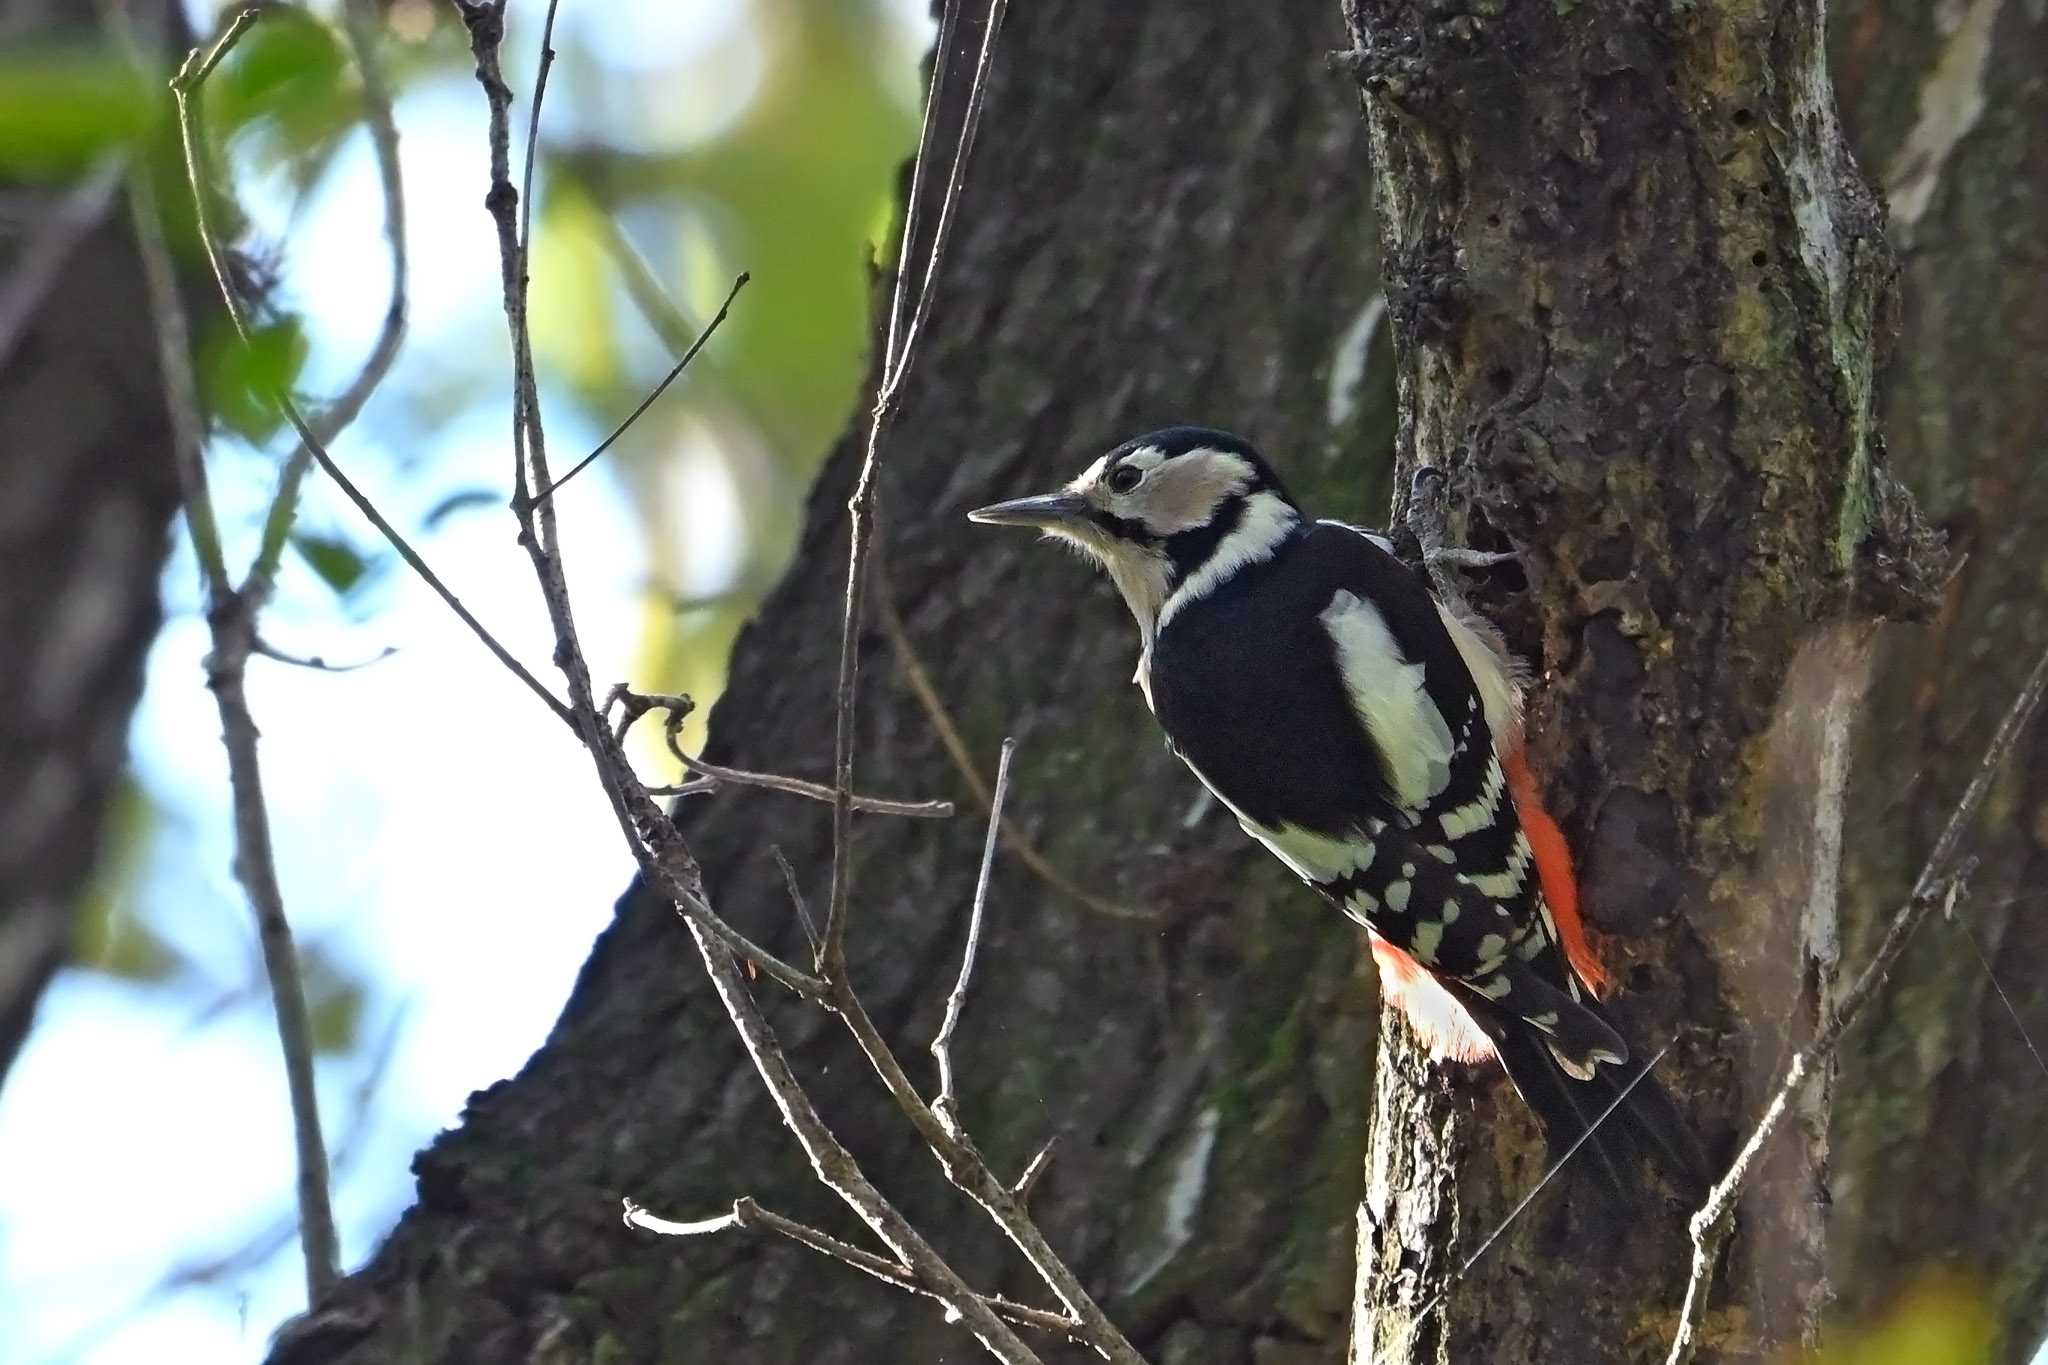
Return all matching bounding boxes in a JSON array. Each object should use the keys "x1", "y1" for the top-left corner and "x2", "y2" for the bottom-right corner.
[
  {"x1": 1335, "y1": 0, "x2": 1938, "y2": 1361},
  {"x1": 276, "y1": 1, "x2": 2047, "y2": 1362},
  {"x1": 0, "y1": 0, "x2": 191, "y2": 1088},
  {"x1": 1829, "y1": 1, "x2": 2048, "y2": 1358},
  {"x1": 281, "y1": 5, "x2": 1403, "y2": 1362}
]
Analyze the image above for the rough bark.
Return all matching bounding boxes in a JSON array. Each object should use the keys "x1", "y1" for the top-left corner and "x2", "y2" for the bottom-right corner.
[
  {"x1": 0, "y1": 0, "x2": 190, "y2": 1088},
  {"x1": 1335, "y1": 0, "x2": 1935, "y2": 1361},
  {"x1": 280, "y1": 6, "x2": 1403, "y2": 1362},
  {"x1": 264, "y1": 0, "x2": 2048, "y2": 1361},
  {"x1": 1829, "y1": 2, "x2": 2048, "y2": 1358}
]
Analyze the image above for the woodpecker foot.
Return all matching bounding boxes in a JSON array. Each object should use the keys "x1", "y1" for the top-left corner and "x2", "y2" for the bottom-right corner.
[{"x1": 1429, "y1": 546, "x2": 1518, "y2": 572}]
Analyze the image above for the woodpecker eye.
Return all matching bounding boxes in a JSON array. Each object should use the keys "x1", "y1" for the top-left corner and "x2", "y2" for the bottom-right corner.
[{"x1": 1107, "y1": 465, "x2": 1143, "y2": 494}]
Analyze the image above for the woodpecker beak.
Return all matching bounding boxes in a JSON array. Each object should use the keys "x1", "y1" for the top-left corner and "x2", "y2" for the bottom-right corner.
[{"x1": 967, "y1": 492, "x2": 1090, "y2": 531}]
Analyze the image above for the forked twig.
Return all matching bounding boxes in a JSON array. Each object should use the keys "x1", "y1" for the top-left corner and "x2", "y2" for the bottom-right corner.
[
  {"x1": 1664, "y1": 639, "x2": 2048, "y2": 1365},
  {"x1": 823, "y1": 0, "x2": 1011, "y2": 971},
  {"x1": 933, "y1": 737, "x2": 1015, "y2": 1130},
  {"x1": 670, "y1": 752, "x2": 954, "y2": 820},
  {"x1": 169, "y1": 11, "x2": 572, "y2": 729},
  {"x1": 624, "y1": 1196, "x2": 1086, "y2": 1345},
  {"x1": 125, "y1": 0, "x2": 415, "y2": 1302}
]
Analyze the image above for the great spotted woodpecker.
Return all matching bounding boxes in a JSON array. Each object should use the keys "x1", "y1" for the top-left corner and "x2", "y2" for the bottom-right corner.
[{"x1": 970, "y1": 426, "x2": 1702, "y2": 1193}]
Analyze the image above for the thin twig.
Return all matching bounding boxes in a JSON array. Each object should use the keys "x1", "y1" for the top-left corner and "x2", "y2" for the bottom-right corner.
[
  {"x1": 772, "y1": 847, "x2": 822, "y2": 954},
  {"x1": 517, "y1": 0, "x2": 558, "y2": 262},
  {"x1": 824, "y1": 0, "x2": 1006, "y2": 971},
  {"x1": 823, "y1": 975, "x2": 1147, "y2": 1364},
  {"x1": 933, "y1": 737, "x2": 1014, "y2": 1131},
  {"x1": 607, "y1": 684, "x2": 950, "y2": 817},
  {"x1": 245, "y1": 0, "x2": 413, "y2": 598},
  {"x1": 879, "y1": 0, "x2": 959, "y2": 374},
  {"x1": 1952, "y1": 914, "x2": 2048, "y2": 1085},
  {"x1": 534, "y1": 271, "x2": 750, "y2": 504},
  {"x1": 894, "y1": 0, "x2": 1008, "y2": 381},
  {"x1": 671, "y1": 752, "x2": 954, "y2": 819},
  {"x1": 168, "y1": 19, "x2": 573, "y2": 730},
  {"x1": 673, "y1": 930, "x2": 1046, "y2": 1363},
  {"x1": 253, "y1": 638, "x2": 399, "y2": 673},
  {"x1": 875, "y1": 548, "x2": 1153, "y2": 921},
  {"x1": 450, "y1": 5, "x2": 1137, "y2": 1359},
  {"x1": 123, "y1": 156, "x2": 228, "y2": 599},
  {"x1": 624, "y1": 1196, "x2": 1088, "y2": 1345},
  {"x1": 1665, "y1": 639, "x2": 2048, "y2": 1365},
  {"x1": 1010, "y1": 1136, "x2": 1059, "y2": 1205},
  {"x1": 1411, "y1": 1039, "x2": 1678, "y2": 1327},
  {"x1": 113, "y1": 0, "x2": 342, "y2": 1303}
]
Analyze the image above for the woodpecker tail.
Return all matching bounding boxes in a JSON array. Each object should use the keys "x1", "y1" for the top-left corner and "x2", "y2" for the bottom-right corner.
[{"x1": 1478, "y1": 1002, "x2": 1708, "y2": 1202}]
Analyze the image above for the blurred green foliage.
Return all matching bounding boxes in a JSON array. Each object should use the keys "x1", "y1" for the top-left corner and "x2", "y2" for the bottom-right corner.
[
  {"x1": 71, "y1": 781, "x2": 182, "y2": 984},
  {"x1": 291, "y1": 529, "x2": 378, "y2": 599},
  {"x1": 0, "y1": 46, "x2": 155, "y2": 179},
  {"x1": 525, "y1": 0, "x2": 923, "y2": 752},
  {"x1": 1809, "y1": 1271, "x2": 1996, "y2": 1365},
  {"x1": 201, "y1": 315, "x2": 309, "y2": 442}
]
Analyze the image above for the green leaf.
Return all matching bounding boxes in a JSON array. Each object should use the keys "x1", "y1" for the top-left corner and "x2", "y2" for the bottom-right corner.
[
  {"x1": 297, "y1": 944, "x2": 366, "y2": 1057},
  {"x1": 200, "y1": 316, "x2": 308, "y2": 442},
  {"x1": 292, "y1": 532, "x2": 373, "y2": 598},
  {"x1": 71, "y1": 781, "x2": 184, "y2": 983},
  {"x1": 213, "y1": 12, "x2": 345, "y2": 141}
]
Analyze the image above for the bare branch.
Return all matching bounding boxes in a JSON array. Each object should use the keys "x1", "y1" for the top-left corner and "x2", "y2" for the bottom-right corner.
[
  {"x1": 933, "y1": 736, "x2": 1015, "y2": 1132},
  {"x1": 824, "y1": 0, "x2": 1008, "y2": 971},
  {"x1": 893, "y1": 0, "x2": 1009, "y2": 385},
  {"x1": 620, "y1": 1200, "x2": 739, "y2": 1237},
  {"x1": 673, "y1": 752, "x2": 954, "y2": 820},
  {"x1": 535, "y1": 271, "x2": 750, "y2": 504},
  {"x1": 625, "y1": 1196, "x2": 1088, "y2": 1345},
  {"x1": 1010, "y1": 1136, "x2": 1059, "y2": 1206},
  {"x1": 772, "y1": 847, "x2": 822, "y2": 954},
  {"x1": 252, "y1": 638, "x2": 399, "y2": 673},
  {"x1": 674, "y1": 928, "x2": 1047, "y2": 1364},
  {"x1": 518, "y1": 0, "x2": 559, "y2": 263},
  {"x1": 446, "y1": 5, "x2": 1143, "y2": 1358},
  {"x1": 167, "y1": 16, "x2": 573, "y2": 730},
  {"x1": 1665, "y1": 639, "x2": 2048, "y2": 1365},
  {"x1": 605, "y1": 685, "x2": 950, "y2": 817},
  {"x1": 112, "y1": 0, "x2": 342, "y2": 1303}
]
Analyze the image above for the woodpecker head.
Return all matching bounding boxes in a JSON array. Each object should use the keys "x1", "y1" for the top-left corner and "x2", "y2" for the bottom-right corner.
[{"x1": 969, "y1": 426, "x2": 1301, "y2": 638}]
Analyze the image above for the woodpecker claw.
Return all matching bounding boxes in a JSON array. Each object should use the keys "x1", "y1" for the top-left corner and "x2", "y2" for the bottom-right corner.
[{"x1": 1429, "y1": 547, "x2": 1518, "y2": 571}]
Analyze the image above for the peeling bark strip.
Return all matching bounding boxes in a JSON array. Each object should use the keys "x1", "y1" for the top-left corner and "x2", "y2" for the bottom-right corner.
[{"x1": 1337, "y1": 0, "x2": 1934, "y2": 1360}]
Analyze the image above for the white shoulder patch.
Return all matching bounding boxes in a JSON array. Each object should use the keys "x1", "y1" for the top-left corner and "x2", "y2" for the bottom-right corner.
[{"x1": 1320, "y1": 589, "x2": 1455, "y2": 807}]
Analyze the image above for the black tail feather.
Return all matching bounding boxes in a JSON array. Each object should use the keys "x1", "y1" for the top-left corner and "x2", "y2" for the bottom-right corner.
[{"x1": 1479, "y1": 1004, "x2": 1708, "y2": 1203}]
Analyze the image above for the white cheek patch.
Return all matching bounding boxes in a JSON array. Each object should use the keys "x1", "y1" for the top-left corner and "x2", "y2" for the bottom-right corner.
[{"x1": 1135, "y1": 450, "x2": 1256, "y2": 535}]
